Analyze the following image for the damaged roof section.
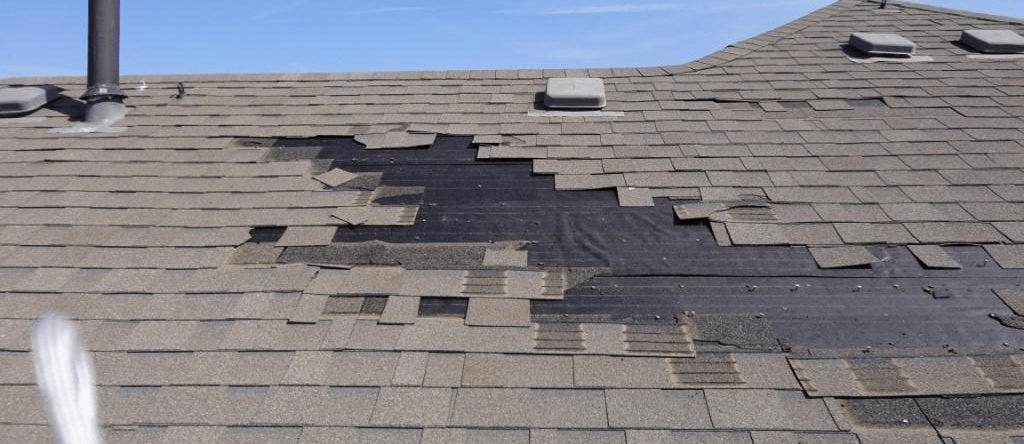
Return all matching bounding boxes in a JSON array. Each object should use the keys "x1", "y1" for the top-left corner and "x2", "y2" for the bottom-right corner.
[{"x1": 2, "y1": 0, "x2": 1024, "y2": 441}]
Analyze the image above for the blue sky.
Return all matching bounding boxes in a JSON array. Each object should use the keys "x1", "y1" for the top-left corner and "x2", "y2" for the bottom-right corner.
[{"x1": 2, "y1": 0, "x2": 1023, "y2": 78}]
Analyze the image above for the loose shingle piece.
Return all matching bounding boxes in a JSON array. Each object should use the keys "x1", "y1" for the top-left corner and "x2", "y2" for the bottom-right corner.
[
  {"x1": 313, "y1": 168, "x2": 358, "y2": 188},
  {"x1": 984, "y1": 245, "x2": 1024, "y2": 269},
  {"x1": 356, "y1": 131, "x2": 437, "y2": 149},
  {"x1": 808, "y1": 246, "x2": 879, "y2": 269},
  {"x1": 907, "y1": 245, "x2": 961, "y2": 269},
  {"x1": 275, "y1": 226, "x2": 336, "y2": 247}
]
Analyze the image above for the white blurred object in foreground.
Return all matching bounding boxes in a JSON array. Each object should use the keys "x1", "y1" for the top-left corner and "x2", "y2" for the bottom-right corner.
[{"x1": 32, "y1": 314, "x2": 102, "y2": 444}]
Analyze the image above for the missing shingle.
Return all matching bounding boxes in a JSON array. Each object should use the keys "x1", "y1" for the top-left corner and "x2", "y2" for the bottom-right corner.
[
  {"x1": 669, "y1": 353, "x2": 743, "y2": 385},
  {"x1": 779, "y1": 101, "x2": 811, "y2": 109},
  {"x1": 716, "y1": 101, "x2": 755, "y2": 110},
  {"x1": 418, "y1": 297, "x2": 468, "y2": 318},
  {"x1": 847, "y1": 98, "x2": 887, "y2": 108},
  {"x1": 624, "y1": 324, "x2": 694, "y2": 355},
  {"x1": 232, "y1": 137, "x2": 277, "y2": 148},
  {"x1": 324, "y1": 296, "x2": 365, "y2": 314},
  {"x1": 532, "y1": 322, "x2": 586, "y2": 351},
  {"x1": 249, "y1": 226, "x2": 287, "y2": 243},
  {"x1": 846, "y1": 358, "x2": 916, "y2": 393},
  {"x1": 692, "y1": 314, "x2": 780, "y2": 352},
  {"x1": 360, "y1": 296, "x2": 388, "y2": 315},
  {"x1": 231, "y1": 242, "x2": 282, "y2": 264}
]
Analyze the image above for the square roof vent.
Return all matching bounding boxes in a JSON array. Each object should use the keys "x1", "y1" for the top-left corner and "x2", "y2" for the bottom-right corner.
[
  {"x1": 960, "y1": 29, "x2": 1024, "y2": 54},
  {"x1": 849, "y1": 32, "x2": 916, "y2": 56},
  {"x1": 0, "y1": 85, "x2": 61, "y2": 117},
  {"x1": 544, "y1": 78, "x2": 606, "y2": 109}
]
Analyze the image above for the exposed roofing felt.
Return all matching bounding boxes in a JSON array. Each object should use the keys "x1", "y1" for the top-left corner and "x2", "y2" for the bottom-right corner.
[{"x1": 2, "y1": 0, "x2": 1024, "y2": 441}]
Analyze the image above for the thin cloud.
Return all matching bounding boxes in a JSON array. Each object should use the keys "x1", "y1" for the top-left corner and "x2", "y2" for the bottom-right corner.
[
  {"x1": 496, "y1": 1, "x2": 829, "y2": 15},
  {"x1": 344, "y1": 7, "x2": 428, "y2": 15},
  {"x1": 541, "y1": 3, "x2": 688, "y2": 15}
]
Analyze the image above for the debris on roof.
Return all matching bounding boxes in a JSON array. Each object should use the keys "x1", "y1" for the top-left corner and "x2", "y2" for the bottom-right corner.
[{"x1": 312, "y1": 167, "x2": 359, "y2": 188}]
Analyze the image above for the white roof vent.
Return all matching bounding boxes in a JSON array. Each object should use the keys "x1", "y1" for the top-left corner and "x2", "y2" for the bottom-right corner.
[
  {"x1": 544, "y1": 78, "x2": 606, "y2": 109},
  {"x1": 848, "y1": 32, "x2": 916, "y2": 56},
  {"x1": 0, "y1": 85, "x2": 61, "y2": 117},
  {"x1": 960, "y1": 29, "x2": 1024, "y2": 54}
]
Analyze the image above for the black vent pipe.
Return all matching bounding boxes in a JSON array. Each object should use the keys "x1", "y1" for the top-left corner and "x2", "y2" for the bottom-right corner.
[{"x1": 83, "y1": 0, "x2": 125, "y2": 124}]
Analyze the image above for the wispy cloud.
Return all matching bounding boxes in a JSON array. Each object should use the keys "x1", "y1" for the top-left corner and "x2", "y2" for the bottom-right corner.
[
  {"x1": 344, "y1": 6, "x2": 428, "y2": 15},
  {"x1": 248, "y1": 0, "x2": 309, "y2": 21},
  {"x1": 537, "y1": 3, "x2": 688, "y2": 15},
  {"x1": 496, "y1": 1, "x2": 829, "y2": 15}
]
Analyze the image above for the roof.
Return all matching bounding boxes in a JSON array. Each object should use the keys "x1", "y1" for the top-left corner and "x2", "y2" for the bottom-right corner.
[{"x1": 2, "y1": 0, "x2": 1024, "y2": 441}]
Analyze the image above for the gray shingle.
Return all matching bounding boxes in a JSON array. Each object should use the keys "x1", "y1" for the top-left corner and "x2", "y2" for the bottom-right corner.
[
  {"x1": 465, "y1": 299, "x2": 531, "y2": 327},
  {"x1": 370, "y1": 387, "x2": 454, "y2": 427},
  {"x1": 984, "y1": 245, "x2": 1024, "y2": 269},
  {"x1": 809, "y1": 246, "x2": 879, "y2": 268},
  {"x1": 880, "y1": 203, "x2": 974, "y2": 222},
  {"x1": 462, "y1": 354, "x2": 573, "y2": 388},
  {"x1": 616, "y1": 187, "x2": 655, "y2": 207},
  {"x1": 379, "y1": 296, "x2": 421, "y2": 325},
  {"x1": 834, "y1": 223, "x2": 918, "y2": 244},
  {"x1": 993, "y1": 222, "x2": 1024, "y2": 242},
  {"x1": 605, "y1": 389, "x2": 712, "y2": 429},
  {"x1": 253, "y1": 386, "x2": 378, "y2": 426},
  {"x1": 554, "y1": 174, "x2": 626, "y2": 191},
  {"x1": 283, "y1": 351, "x2": 400, "y2": 385},
  {"x1": 276, "y1": 226, "x2": 336, "y2": 247},
  {"x1": 704, "y1": 389, "x2": 837, "y2": 431},
  {"x1": 812, "y1": 204, "x2": 890, "y2": 222},
  {"x1": 904, "y1": 222, "x2": 1008, "y2": 244},
  {"x1": 450, "y1": 388, "x2": 607, "y2": 428},
  {"x1": 907, "y1": 245, "x2": 961, "y2": 269}
]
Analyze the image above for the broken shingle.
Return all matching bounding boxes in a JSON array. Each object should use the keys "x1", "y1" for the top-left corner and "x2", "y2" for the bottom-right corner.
[
  {"x1": 616, "y1": 187, "x2": 655, "y2": 207},
  {"x1": 993, "y1": 289, "x2": 1024, "y2": 316},
  {"x1": 808, "y1": 246, "x2": 879, "y2": 269},
  {"x1": 355, "y1": 132, "x2": 437, "y2": 149},
  {"x1": 984, "y1": 245, "x2": 1024, "y2": 269},
  {"x1": 275, "y1": 226, "x2": 336, "y2": 247},
  {"x1": 465, "y1": 299, "x2": 531, "y2": 327},
  {"x1": 481, "y1": 249, "x2": 528, "y2": 268},
  {"x1": 312, "y1": 168, "x2": 358, "y2": 188},
  {"x1": 907, "y1": 245, "x2": 961, "y2": 269}
]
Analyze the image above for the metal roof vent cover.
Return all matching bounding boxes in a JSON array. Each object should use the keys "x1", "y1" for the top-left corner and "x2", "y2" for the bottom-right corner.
[
  {"x1": 960, "y1": 29, "x2": 1024, "y2": 54},
  {"x1": 0, "y1": 86, "x2": 61, "y2": 117},
  {"x1": 544, "y1": 78, "x2": 607, "y2": 110},
  {"x1": 848, "y1": 32, "x2": 916, "y2": 56}
]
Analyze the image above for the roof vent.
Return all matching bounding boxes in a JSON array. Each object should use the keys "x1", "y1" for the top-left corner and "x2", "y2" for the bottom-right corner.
[
  {"x1": 960, "y1": 29, "x2": 1024, "y2": 54},
  {"x1": 82, "y1": 0, "x2": 125, "y2": 125},
  {"x1": 848, "y1": 32, "x2": 916, "y2": 56},
  {"x1": 544, "y1": 78, "x2": 606, "y2": 109},
  {"x1": 0, "y1": 85, "x2": 61, "y2": 117}
]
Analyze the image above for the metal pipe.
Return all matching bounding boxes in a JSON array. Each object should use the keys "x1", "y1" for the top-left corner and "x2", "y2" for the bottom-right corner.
[{"x1": 84, "y1": 0, "x2": 123, "y2": 101}]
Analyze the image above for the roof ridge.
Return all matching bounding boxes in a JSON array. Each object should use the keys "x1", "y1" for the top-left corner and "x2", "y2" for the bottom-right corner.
[{"x1": 663, "y1": 0, "x2": 852, "y2": 75}]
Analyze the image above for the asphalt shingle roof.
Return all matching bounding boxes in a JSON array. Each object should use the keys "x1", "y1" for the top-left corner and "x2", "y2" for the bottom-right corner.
[{"x1": 2, "y1": 0, "x2": 1024, "y2": 442}]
